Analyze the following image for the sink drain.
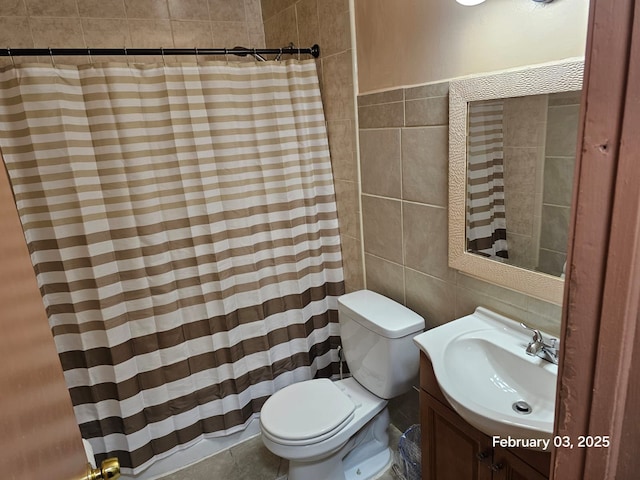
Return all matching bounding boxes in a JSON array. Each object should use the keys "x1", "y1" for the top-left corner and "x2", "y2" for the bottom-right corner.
[{"x1": 512, "y1": 401, "x2": 532, "y2": 415}]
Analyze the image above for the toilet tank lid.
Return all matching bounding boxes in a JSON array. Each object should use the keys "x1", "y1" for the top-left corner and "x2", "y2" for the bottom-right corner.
[{"x1": 338, "y1": 290, "x2": 425, "y2": 338}]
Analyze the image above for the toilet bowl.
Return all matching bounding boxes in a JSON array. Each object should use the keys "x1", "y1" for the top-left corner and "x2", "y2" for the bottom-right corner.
[
  {"x1": 260, "y1": 290, "x2": 425, "y2": 480},
  {"x1": 261, "y1": 377, "x2": 390, "y2": 480}
]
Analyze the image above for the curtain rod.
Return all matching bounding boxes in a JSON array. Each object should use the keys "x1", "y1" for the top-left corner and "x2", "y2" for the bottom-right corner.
[{"x1": 0, "y1": 44, "x2": 320, "y2": 59}]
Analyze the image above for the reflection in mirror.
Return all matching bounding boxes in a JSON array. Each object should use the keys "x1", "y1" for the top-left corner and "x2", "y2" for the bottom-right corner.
[
  {"x1": 466, "y1": 91, "x2": 581, "y2": 278},
  {"x1": 448, "y1": 58, "x2": 584, "y2": 305}
]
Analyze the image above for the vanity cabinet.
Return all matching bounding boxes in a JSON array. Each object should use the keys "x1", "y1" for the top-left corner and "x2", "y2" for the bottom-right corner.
[{"x1": 419, "y1": 353, "x2": 550, "y2": 480}]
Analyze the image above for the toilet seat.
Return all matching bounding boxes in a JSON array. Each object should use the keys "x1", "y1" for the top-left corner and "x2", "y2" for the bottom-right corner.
[{"x1": 260, "y1": 378, "x2": 356, "y2": 446}]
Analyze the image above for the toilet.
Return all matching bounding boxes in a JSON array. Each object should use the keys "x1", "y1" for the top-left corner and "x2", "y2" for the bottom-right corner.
[{"x1": 260, "y1": 290, "x2": 425, "y2": 480}]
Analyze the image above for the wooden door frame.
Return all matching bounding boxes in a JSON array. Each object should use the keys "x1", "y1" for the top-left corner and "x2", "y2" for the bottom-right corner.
[{"x1": 552, "y1": 1, "x2": 640, "y2": 478}]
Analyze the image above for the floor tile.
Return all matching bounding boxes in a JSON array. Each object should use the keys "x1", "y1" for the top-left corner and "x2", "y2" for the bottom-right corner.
[{"x1": 159, "y1": 424, "x2": 406, "y2": 480}]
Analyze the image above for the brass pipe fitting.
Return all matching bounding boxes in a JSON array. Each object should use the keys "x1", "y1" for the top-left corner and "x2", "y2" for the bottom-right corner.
[{"x1": 81, "y1": 458, "x2": 120, "y2": 480}]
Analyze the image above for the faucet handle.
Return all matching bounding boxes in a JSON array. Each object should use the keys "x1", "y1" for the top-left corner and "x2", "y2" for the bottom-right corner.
[{"x1": 520, "y1": 322, "x2": 543, "y2": 342}]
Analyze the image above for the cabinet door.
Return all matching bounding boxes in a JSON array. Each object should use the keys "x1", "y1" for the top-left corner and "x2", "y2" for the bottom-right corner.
[
  {"x1": 492, "y1": 447, "x2": 549, "y2": 480},
  {"x1": 421, "y1": 390, "x2": 493, "y2": 480}
]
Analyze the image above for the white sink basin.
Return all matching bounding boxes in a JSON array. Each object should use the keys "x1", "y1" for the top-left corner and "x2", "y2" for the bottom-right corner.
[{"x1": 413, "y1": 307, "x2": 558, "y2": 445}]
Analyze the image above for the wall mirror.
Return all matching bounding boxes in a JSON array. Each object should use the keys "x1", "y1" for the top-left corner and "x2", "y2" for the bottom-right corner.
[{"x1": 449, "y1": 59, "x2": 584, "y2": 305}]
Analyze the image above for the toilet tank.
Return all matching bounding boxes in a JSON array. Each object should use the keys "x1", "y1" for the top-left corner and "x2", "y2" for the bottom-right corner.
[{"x1": 338, "y1": 290, "x2": 425, "y2": 399}]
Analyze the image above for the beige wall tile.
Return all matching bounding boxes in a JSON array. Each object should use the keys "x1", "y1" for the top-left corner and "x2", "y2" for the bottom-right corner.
[
  {"x1": 359, "y1": 128, "x2": 401, "y2": 198},
  {"x1": 211, "y1": 21, "x2": 249, "y2": 50},
  {"x1": 26, "y1": 0, "x2": 77, "y2": 17},
  {"x1": 1, "y1": 0, "x2": 264, "y2": 64},
  {"x1": 1, "y1": 0, "x2": 27, "y2": 16},
  {"x1": 540, "y1": 205, "x2": 570, "y2": 252},
  {"x1": 30, "y1": 17, "x2": 83, "y2": 47},
  {"x1": 296, "y1": 0, "x2": 319, "y2": 53},
  {"x1": 244, "y1": 0, "x2": 262, "y2": 23},
  {"x1": 0, "y1": 16, "x2": 32, "y2": 48},
  {"x1": 323, "y1": 0, "x2": 349, "y2": 12},
  {"x1": 320, "y1": 50, "x2": 354, "y2": 122},
  {"x1": 247, "y1": 20, "x2": 263, "y2": 36},
  {"x1": 247, "y1": 23, "x2": 265, "y2": 49},
  {"x1": 0, "y1": 16, "x2": 32, "y2": 67},
  {"x1": 124, "y1": 0, "x2": 169, "y2": 19},
  {"x1": 455, "y1": 270, "x2": 560, "y2": 332},
  {"x1": 405, "y1": 268, "x2": 456, "y2": 329},
  {"x1": 504, "y1": 147, "x2": 538, "y2": 190},
  {"x1": 171, "y1": 21, "x2": 213, "y2": 51},
  {"x1": 315, "y1": 55, "x2": 323, "y2": 90},
  {"x1": 318, "y1": 0, "x2": 350, "y2": 56},
  {"x1": 263, "y1": 5, "x2": 297, "y2": 50},
  {"x1": 81, "y1": 18, "x2": 131, "y2": 60},
  {"x1": 128, "y1": 19, "x2": 173, "y2": 47},
  {"x1": 326, "y1": 120, "x2": 357, "y2": 182},
  {"x1": 168, "y1": 0, "x2": 209, "y2": 21},
  {"x1": 208, "y1": 0, "x2": 245, "y2": 22},
  {"x1": 405, "y1": 82, "x2": 449, "y2": 100},
  {"x1": 365, "y1": 254, "x2": 405, "y2": 305},
  {"x1": 505, "y1": 190, "x2": 535, "y2": 236},
  {"x1": 362, "y1": 194, "x2": 403, "y2": 264},
  {"x1": 545, "y1": 104, "x2": 580, "y2": 157},
  {"x1": 523, "y1": 311, "x2": 562, "y2": 339},
  {"x1": 503, "y1": 146, "x2": 540, "y2": 251},
  {"x1": 334, "y1": 179, "x2": 360, "y2": 239},
  {"x1": 128, "y1": 19, "x2": 173, "y2": 62},
  {"x1": 405, "y1": 96, "x2": 448, "y2": 127},
  {"x1": 357, "y1": 102, "x2": 404, "y2": 129},
  {"x1": 401, "y1": 126, "x2": 448, "y2": 206},
  {"x1": 456, "y1": 272, "x2": 529, "y2": 309},
  {"x1": 358, "y1": 89, "x2": 403, "y2": 107},
  {"x1": 403, "y1": 202, "x2": 454, "y2": 282},
  {"x1": 548, "y1": 90, "x2": 581, "y2": 107},
  {"x1": 543, "y1": 156, "x2": 575, "y2": 207},
  {"x1": 503, "y1": 95, "x2": 547, "y2": 148},
  {"x1": 341, "y1": 234, "x2": 363, "y2": 293},
  {"x1": 505, "y1": 232, "x2": 536, "y2": 270},
  {"x1": 77, "y1": 0, "x2": 125, "y2": 18},
  {"x1": 354, "y1": 79, "x2": 567, "y2": 341},
  {"x1": 538, "y1": 249, "x2": 566, "y2": 278},
  {"x1": 454, "y1": 283, "x2": 529, "y2": 327},
  {"x1": 524, "y1": 296, "x2": 562, "y2": 337},
  {"x1": 260, "y1": 0, "x2": 297, "y2": 22}
]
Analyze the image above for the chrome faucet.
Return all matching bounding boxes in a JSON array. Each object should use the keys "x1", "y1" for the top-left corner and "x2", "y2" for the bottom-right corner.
[{"x1": 520, "y1": 323, "x2": 559, "y2": 365}]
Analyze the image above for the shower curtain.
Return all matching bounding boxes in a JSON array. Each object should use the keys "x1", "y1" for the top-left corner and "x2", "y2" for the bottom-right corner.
[
  {"x1": 466, "y1": 99, "x2": 508, "y2": 259},
  {"x1": 0, "y1": 59, "x2": 344, "y2": 474}
]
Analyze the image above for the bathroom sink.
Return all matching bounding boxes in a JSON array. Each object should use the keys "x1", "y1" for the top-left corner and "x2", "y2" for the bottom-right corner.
[{"x1": 413, "y1": 307, "x2": 558, "y2": 446}]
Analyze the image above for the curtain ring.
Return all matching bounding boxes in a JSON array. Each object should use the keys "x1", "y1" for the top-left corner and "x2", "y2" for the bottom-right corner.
[
  {"x1": 195, "y1": 47, "x2": 199, "y2": 66},
  {"x1": 275, "y1": 48, "x2": 283, "y2": 62},
  {"x1": 252, "y1": 49, "x2": 265, "y2": 62},
  {"x1": 49, "y1": 47, "x2": 56, "y2": 68},
  {"x1": 161, "y1": 47, "x2": 166, "y2": 66},
  {"x1": 7, "y1": 47, "x2": 15, "y2": 67},
  {"x1": 88, "y1": 48, "x2": 93, "y2": 66},
  {"x1": 123, "y1": 46, "x2": 131, "y2": 67},
  {"x1": 224, "y1": 48, "x2": 229, "y2": 64}
]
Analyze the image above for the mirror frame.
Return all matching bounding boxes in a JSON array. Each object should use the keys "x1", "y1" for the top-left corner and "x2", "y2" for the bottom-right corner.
[{"x1": 448, "y1": 58, "x2": 584, "y2": 305}]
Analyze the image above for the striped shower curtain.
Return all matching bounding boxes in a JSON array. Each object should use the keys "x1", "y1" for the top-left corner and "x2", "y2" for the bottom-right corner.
[
  {"x1": 0, "y1": 60, "x2": 344, "y2": 474},
  {"x1": 466, "y1": 100, "x2": 508, "y2": 259}
]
